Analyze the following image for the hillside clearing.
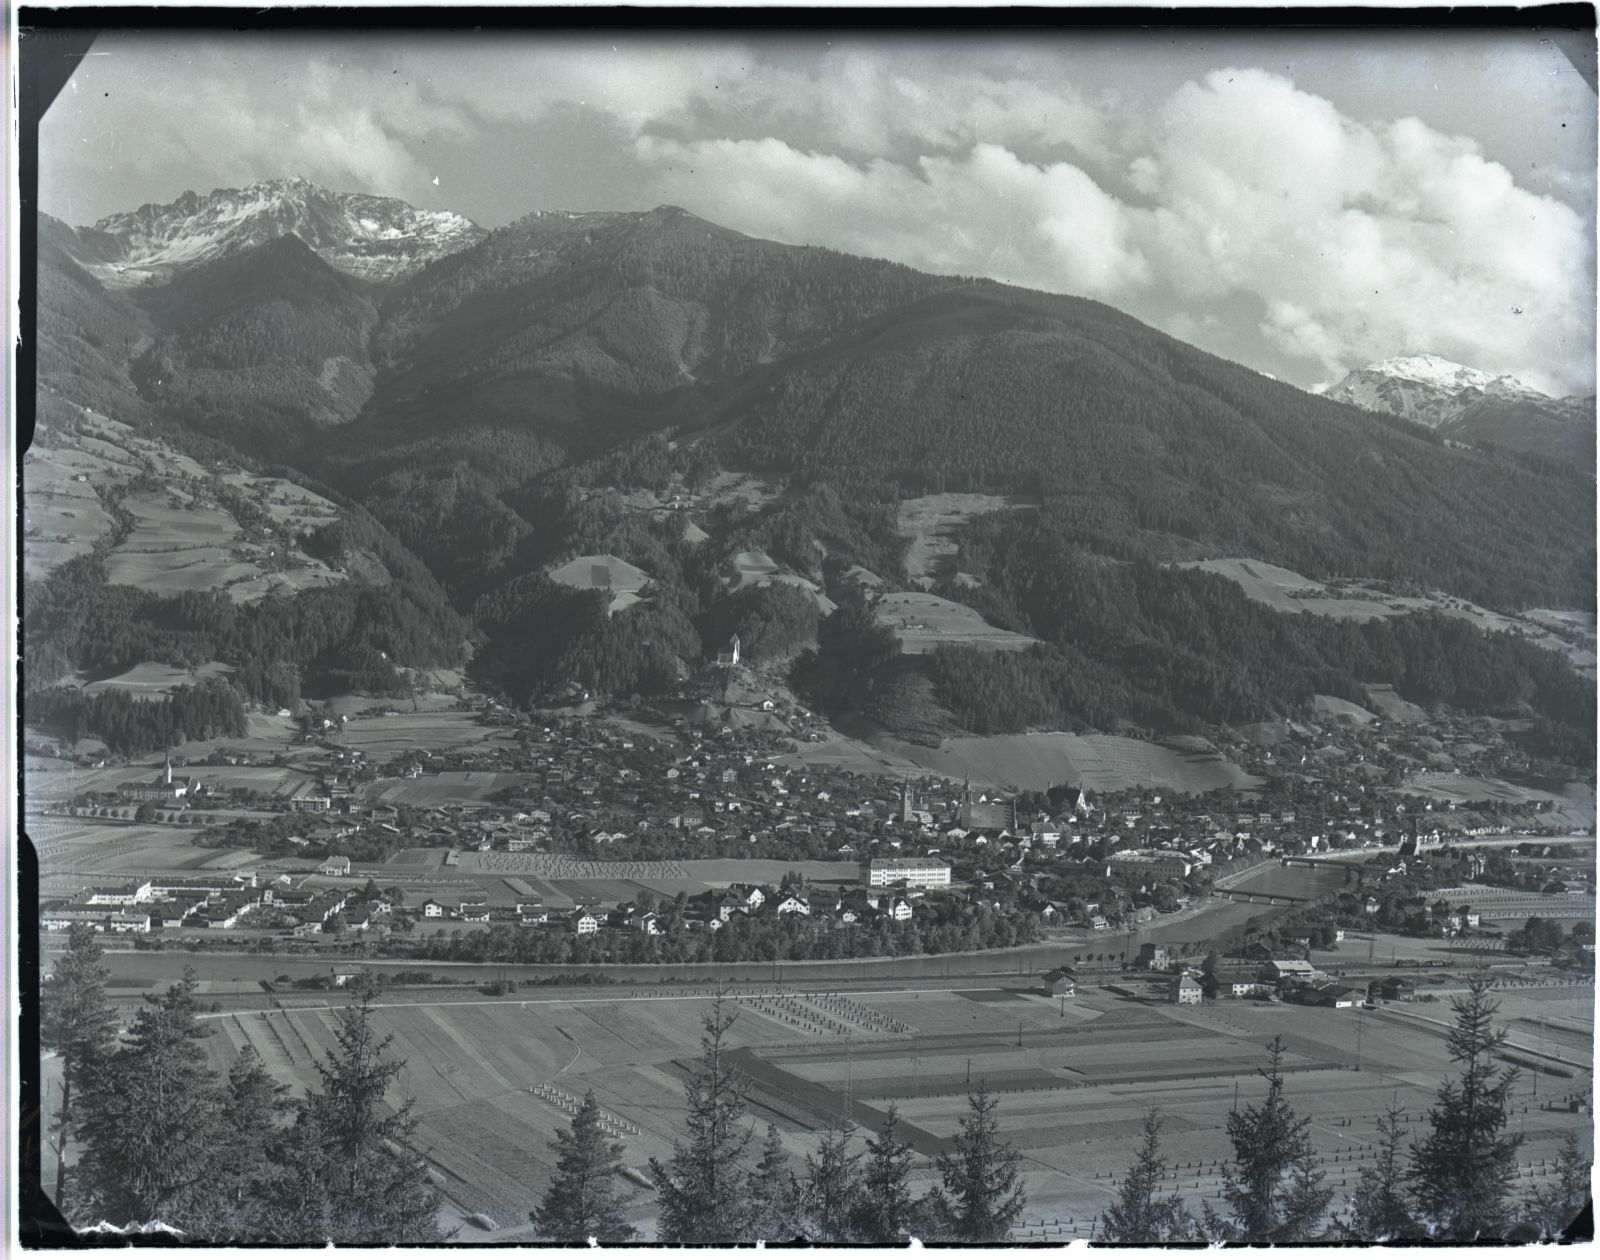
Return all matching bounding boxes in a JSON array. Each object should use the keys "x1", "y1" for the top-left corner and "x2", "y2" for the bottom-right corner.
[
  {"x1": 897, "y1": 492, "x2": 1034, "y2": 586},
  {"x1": 874, "y1": 591, "x2": 1037, "y2": 654}
]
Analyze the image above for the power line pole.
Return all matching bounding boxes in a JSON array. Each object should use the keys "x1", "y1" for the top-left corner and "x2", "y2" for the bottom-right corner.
[{"x1": 844, "y1": 1033, "x2": 855, "y2": 1129}]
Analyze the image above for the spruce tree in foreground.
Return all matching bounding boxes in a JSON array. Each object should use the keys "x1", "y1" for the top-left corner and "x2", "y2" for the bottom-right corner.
[
  {"x1": 1102, "y1": 1107, "x2": 1188, "y2": 1244},
  {"x1": 932, "y1": 1083, "x2": 1027, "y2": 1241},
  {"x1": 800, "y1": 1117, "x2": 860, "y2": 1242},
  {"x1": 748, "y1": 1122, "x2": 803, "y2": 1242},
  {"x1": 181, "y1": 1046, "x2": 293, "y2": 1240},
  {"x1": 40, "y1": 924, "x2": 116, "y2": 1215},
  {"x1": 1336, "y1": 1102, "x2": 1418, "y2": 1240},
  {"x1": 1203, "y1": 1036, "x2": 1332, "y2": 1243},
  {"x1": 1407, "y1": 974, "x2": 1523, "y2": 1239},
  {"x1": 1526, "y1": 1132, "x2": 1593, "y2": 1240},
  {"x1": 849, "y1": 1105, "x2": 916, "y2": 1243},
  {"x1": 650, "y1": 996, "x2": 754, "y2": 1242},
  {"x1": 73, "y1": 970, "x2": 228, "y2": 1229},
  {"x1": 530, "y1": 1090, "x2": 637, "y2": 1241},
  {"x1": 281, "y1": 974, "x2": 441, "y2": 1243}
]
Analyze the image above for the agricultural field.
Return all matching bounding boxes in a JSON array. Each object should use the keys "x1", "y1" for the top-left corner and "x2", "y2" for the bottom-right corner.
[
  {"x1": 431, "y1": 853, "x2": 862, "y2": 908},
  {"x1": 896, "y1": 492, "x2": 1032, "y2": 586},
  {"x1": 176, "y1": 989, "x2": 816, "y2": 1239},
  {"x1": 1403, "y1": 771, "x2": 1585, "y2": 809},
  {"x1": 30, "y1": 816, "x2": 254, "y2": 893},
  {"x1": 548, "y1": 553, "x2": 653, "y2": 615},
  {"x1": 873, "y1": 591, "x2": 1038, "y2": 654},
  {"x1": 1309, "y1": 693, "x2": 1378, "y2": 725},
  {"x1": 1362, "y1": 684, "x2": 1429, "y2": 724},
  {"x1": 341, "y1": 711, "x2": 509, "y2": 757},
  {"x1": 103, "y1": 491, "x2": 346, "y2": 601},
  {"x1": 1425, "y1": 886, "x2": 1595, "y2": 926},
  {"x1": 23, "y1": 401, "x2": 349, "y2": 600},
  {"x1": 837, "y1": 982, "x2": 1594, "y2": 1238},
  {"x1": 149, "y1": 976, "x2": 1587, "y2": 1242},
  {"x1": 720, "y1": 550, "x2": 838, "y2": 617},
  {"x1": 1226, "y1": 863, "x2": 1352, "y2": 903},
  {"x1": 21, "y1": 441, "x2": 119, "y2": 571},
  {"x1": 368, "y1": 770, "x2": 526, "y2": 807},
  {"x1": 81, "y1": 660, "x2": 235, "y2": 697},
  {"x1": 857, "y1": 729, "x2": 1260, "y2": 794},
  {"x1": 216, "y1": 472, "x2": 341, "y2": 532}
]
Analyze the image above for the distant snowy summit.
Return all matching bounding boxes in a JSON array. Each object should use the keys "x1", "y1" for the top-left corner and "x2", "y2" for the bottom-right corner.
[
  {"x1": 52, "y1": 176, "x2": 488, "y2": 285},
  {"x1": 1324, "y1": 353, "x2": 1546, "y2": 429},
  {"x1": 1326, "y1": 352, "x2": 1594, "y2": 465}
]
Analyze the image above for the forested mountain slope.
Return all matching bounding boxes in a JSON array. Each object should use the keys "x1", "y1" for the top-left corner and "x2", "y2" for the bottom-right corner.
[
  {"x1": 25, "y1": 192, "x2": 1597, "y2": 759},
  {"x1": 132, "y1": 235, "x2": 381, "y2": 452}
]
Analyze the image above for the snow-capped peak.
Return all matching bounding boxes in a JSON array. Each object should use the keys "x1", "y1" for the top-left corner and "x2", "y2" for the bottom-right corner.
[
  {"x1": 1324, "y1": 352, "x2": 1550, "y2": 429},
  {"x1": 1355, "y1": 353, "x2": 1543, "y2": 398},
  {"x1": 79, "y1": 177, "x2": 488, "y2": 285}
]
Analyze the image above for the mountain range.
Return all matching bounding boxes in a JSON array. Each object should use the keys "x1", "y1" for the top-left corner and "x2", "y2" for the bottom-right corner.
[
  {"x1": 54, "y1": 176, "x2": 487, "y2": 286},
  {"x1": 27, "y1": 177, "x2": 1598, "y2": 750},
  {"x1": 1325, "y1": 353, "x2": 1596, "y2": 466}
]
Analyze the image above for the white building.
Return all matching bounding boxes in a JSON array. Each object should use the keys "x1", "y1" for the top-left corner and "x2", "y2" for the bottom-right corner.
[
  {"x1": 1105, "y1": 850, "x2": 1192, "y2": 883},
  {"x1": 862, "y1": 857, "x2": 952, "y2": 889}
]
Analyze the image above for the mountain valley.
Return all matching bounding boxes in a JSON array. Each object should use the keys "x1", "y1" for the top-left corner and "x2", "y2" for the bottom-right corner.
[{"x1": 24, "y1": 179, "x2": 1599, "y2": 772}]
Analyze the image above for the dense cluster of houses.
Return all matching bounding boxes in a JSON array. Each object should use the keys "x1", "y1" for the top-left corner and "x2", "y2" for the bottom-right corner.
[
  {"x1": 39, "y1": 872, "x2": 391, "y2": 937},
  {"x1": 407, "y1": 880, "x2": 923, "y2": 937}
]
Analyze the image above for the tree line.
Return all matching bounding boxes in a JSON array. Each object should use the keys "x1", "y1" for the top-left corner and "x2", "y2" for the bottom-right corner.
[
  {"x1": 398, "y1": 900, "x2": 1041, "y2": 967},
  {"x1": 1101, "y1": 978, "x2": 1589, "y2": 1243},
  {"x1": 39, "y1": 931, "x2": 439, "y2": 1242},
  {"x1": 41, "y1": 932, "x2": 1587, "y2": 1244},
  {"x1": 537, "y1": 996, "x2": 1029, "y2": 1243},
  {"x1": 29, "y1": 678, "x2": 246, "y2": 757}
]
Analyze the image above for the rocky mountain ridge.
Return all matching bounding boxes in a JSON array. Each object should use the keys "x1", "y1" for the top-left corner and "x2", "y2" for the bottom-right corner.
[
  {"x1": 1326, "y1": 352, "x2": 1594, "y2": 465},
  {"x1": 53, "y1": 176, "x2": 487, "y2": 285}
]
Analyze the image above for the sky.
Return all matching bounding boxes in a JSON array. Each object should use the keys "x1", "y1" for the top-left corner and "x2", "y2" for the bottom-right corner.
[{"x1": 37, "y1": 28, "x2": 1598, "y2": 396}]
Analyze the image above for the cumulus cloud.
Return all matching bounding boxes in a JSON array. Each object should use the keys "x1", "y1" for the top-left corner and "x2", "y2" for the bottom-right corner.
[
  {"x1": 637, "y1": 62, "x2": 1593, "y2": 395},
  {"x1": 43, "y1": 41, "x2": 474, "y2": 213},
  {"x1": 42, "y1": 41, "x2": 1595, "y2": 394},
  {"x1": 638, "y1": 136, "x2": 1149, "y2": 299},
  {"x1": 705, "y1": 47, "x2": 1118, "y2": 168},
  {"x1": 1130, "y1": 71, "x2": 1593, "y2": 393}
]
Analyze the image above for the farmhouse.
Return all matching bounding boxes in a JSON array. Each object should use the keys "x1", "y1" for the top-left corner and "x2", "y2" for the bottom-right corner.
[
  {"x1": 862, "y1": 856, "x2": 952, "y2": 889},
  {"x1": 1210, "y1": 970, "x2": 1271, "y2": 999},
  {"x1": 1308, "y1": 983, "x2": 1362, "y2": 1009},
  {"x1": 1266, "y1": 959, "x2": 1321, "y2": 985},
  {"x1": 574, "y1": 911, "x2": 600, "y2": 935},
  {"x1": 1171, "y1": 974, "x2": 1204, "y2": 1005}
]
